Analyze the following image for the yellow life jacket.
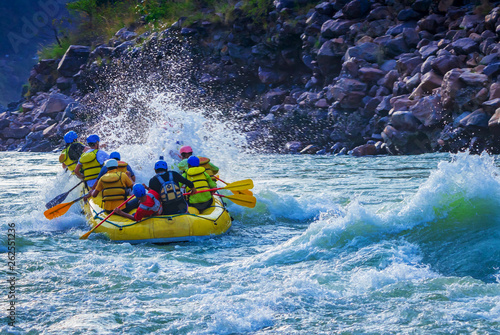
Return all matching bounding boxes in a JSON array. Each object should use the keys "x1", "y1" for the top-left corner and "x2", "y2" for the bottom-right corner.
[
  {"x1": 117, "y1": 161, "x2": 128, "y2": 173},
  {"x1": 184, "y1": 167, "x2": 212, "y2": 204},
  {"x1": 198, "y1": 157, "x2": 214, "y2": 177},
  {"x1": 59, "y1": 142, "x2": 84, "y2": 171},
  {"x1": 100, "y1": 171, "x2": 127, "y2": 201},
  {"x1": 79, "y1": 149, "x2": 102, "y2": 181}
]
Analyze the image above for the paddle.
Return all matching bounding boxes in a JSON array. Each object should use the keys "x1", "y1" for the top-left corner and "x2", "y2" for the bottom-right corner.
[
  {"x1": 79, "y1": 195, "x2": 135, "y2": 240},
  {"x1": 214, "y1": 176, "x2": 253, "y2": 196},
  {"x1": 45, "y1": 181, "x2": 84, "y2": 209},
  {"x1": 182, "y1": 179, "x2": 254, "y2": 196},
  {"x1": 214, "y1": 193, "x2": 256, "y2": 208},
  {"x1": 44, "y1": 193, "x2": 88, "y2": 220}
]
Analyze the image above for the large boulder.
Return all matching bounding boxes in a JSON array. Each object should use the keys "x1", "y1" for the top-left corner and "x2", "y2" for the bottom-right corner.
[
  {"x1": 39, "y1": 93, "x2": 73, "y2": 117},
  {"x1": 459, "y1": 110, "x2": 489, "y2": 129},
  {"x1": 488, "y1": 108, "x2": 500, "y2": 135},
  {"x1": 326, "y1": 78, "x2": 367, "y2": 104},
  {"x1": 317, "y1": 40, "x2": 344, "y2": 77},
  {"x1": 321, "y1": 20, "x2": 353, "y2": 38},
  {"x1": 410, "y1": 94, "x2": 447, "y2": 127},
  {"x1": 410, "y1": 71, "x2": 442, "y2": 98},
  {"x1": 258, "y1": 67, "x2": 288, "y2": 85},
  {"x1": 451, "y1": 38, "x2": 479, "y2": 55},
  {"x1": 350, "y1": 143, "x2": 377, "y2": 156},
  {"x1": 2, "y1": 126, "x2": 30, "y2": 139},
  {"x1": 390, "y1": 111, "x2": 420, "y2": 131},
  {"x1": 430, "y1": 55, "x2": 460, "y2": 76},
  {"x1": 57, "y1": 45, "x2": 91, "y2": 77},
  {"x1": 345, "y1": 42, "x2": 383, "y2": 63},
  {"x1": 262, "y1": 89, "x2": 288, "y2": 111},
  {"x1": 342, "y1": 0, "x2": 370, "y2": 20},
  {"x1": 441, "y1": 68, "x2": 466, "y2": 110},
  {"x1": 459, "y1": 72, "x2": 489, "y2": 87}
]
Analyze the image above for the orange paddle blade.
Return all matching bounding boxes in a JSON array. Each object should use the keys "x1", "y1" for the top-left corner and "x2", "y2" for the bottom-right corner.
[{"x1": 43, "y1": 201, "x2": 75, "y2": 220}]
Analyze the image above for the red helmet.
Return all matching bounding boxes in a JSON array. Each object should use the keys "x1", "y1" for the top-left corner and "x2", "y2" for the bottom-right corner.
[{"x1": 179, "y1": 145, "x2": 193, "y2": 154}]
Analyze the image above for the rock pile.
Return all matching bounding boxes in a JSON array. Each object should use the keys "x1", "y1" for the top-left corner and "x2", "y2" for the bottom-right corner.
[{"x1": 3, "y1": 0, "x2": 500, "y2": 156}]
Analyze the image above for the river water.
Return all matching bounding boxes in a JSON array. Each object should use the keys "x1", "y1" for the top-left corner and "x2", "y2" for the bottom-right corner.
[{"x1": 1, "y1": 148, "x2": 500, "y2": 334}]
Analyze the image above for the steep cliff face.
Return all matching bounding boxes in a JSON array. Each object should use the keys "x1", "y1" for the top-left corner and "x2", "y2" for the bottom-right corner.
[{"x1": 3, "y1": 0, "x2": 500, "y2": 155}]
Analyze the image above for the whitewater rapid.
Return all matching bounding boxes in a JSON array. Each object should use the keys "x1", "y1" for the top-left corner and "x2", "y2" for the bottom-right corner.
[{"x1": 2, "y1": 149, "x2": 500, "y2": 333}]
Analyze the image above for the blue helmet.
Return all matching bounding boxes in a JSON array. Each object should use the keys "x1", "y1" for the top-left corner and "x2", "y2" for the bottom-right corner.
[
  {"x1": 86, "y1": 134, "x2": 100, "y2": 144},
  {"x1": 110, "y1": 152, "x2": 121, "y2": 160},
  {"x1": 154, "y1": 160, "x2": 168, "y2": 171},
  {"x1": 132, "y1": 184, "x2": 146, "y2": 198},
  {"x1": 187, "y1": 156, "x2": 200, "y2": 167},
  {"x1": 64, "y1": 131, "x2": 78, "y2": 144}
]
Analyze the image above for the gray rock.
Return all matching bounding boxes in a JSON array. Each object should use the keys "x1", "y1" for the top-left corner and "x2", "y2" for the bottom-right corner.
[
  {"x1": 459, "y1": 72, "x2": 489, "y2": 86},
  {"x1": 345, "y1": 42, "x2": 383, "y2": 63},
  {"x1": 459, "y1": 110, "x2": 489, "y2": 128},
  {"x1": 390, "y1": 111, "x2": 420, "y2": 131},
  {"x1": 451, "y1": 38, "x2": 479, "y2": 55},
  {"x1": 57, "y1": 45, "x2": 91, "y2": 77},
  {"x1": 410, "y1": 95, "x2": 446, "y2": 126},
  {"x1": 39, "y1": 93, "x2": 73, "y2": 116},
  {"x1": 321, "y1": 20, "x2": 353, "y2": 38},
  {"x1": 2, "y1": 126, "x2": 30, "y2": 139},
  {"x1": 285, "y1": 141, "x2": 304, "y2": 153}
]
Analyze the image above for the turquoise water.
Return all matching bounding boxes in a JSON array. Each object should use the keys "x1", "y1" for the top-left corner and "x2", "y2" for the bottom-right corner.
[{"x1": 1, "y1": 151, "x2": 500, "y2": 334}]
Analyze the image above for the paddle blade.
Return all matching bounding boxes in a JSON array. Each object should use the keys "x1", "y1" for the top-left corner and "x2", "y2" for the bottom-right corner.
[
  {"x1": 44, "y1": 201, "x2": 75, "y2": 220},
  {"x1": 45, "y1": 192, "x2": 69, "y2": 209},
  {"x1": 216, "y1": 194, "x2": 257, "y2": 208},
  {"x1": 223, "y1": 179, "x2": 254, "y2": 191},
  {"x1": 231, "y1": 189, "x2": 253, "y2": 196}
]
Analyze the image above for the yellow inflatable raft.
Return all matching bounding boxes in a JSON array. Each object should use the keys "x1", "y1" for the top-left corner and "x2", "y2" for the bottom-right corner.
[{"x1": 82, "y1": 193, "x2": 232, "y2": 243}]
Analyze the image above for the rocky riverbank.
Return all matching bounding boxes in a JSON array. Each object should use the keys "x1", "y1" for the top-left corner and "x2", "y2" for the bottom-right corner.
[{"x1": 2, "y1": 0, "x2": 500, "y2": 155}]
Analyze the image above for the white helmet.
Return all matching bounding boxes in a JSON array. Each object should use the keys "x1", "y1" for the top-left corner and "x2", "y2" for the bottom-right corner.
[{"x1": 104, "y1": 159, "x2": 118, "y2": 169}]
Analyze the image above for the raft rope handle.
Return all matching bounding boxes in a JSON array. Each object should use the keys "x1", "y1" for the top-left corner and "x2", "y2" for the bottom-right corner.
[{"x1": 90, "y1": 202, "x2": 225, "y2": 229}]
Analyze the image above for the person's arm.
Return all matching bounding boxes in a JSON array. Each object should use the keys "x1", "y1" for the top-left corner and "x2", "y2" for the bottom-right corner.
[
  {"x1": 74, "y1": 162, "x2": 84, "y2": 180},
  {"x1": 206, "y1": 172, "x2": 217, "y2": 189},
  {"x1": 96, "y1": 166, "x2": 107, "y2": 181},
  {"x1": 209, "y1": 162, "x2": 219, "y2": 174},
  {"x1": 114, "y1": 208, "x2": 136, "y2": 221},
  {"x1": 90, "y1": 180, "x2": 103, "y2": 197},
  {"x1": 127, "y1": 165, "x2": 136, "y2": 182},
  {"x1": 174, "y1": 171, "x2": 194, "y2": 189},
  {"x1": 123, "y1": 174, "x2": 134, "y2": 189}
]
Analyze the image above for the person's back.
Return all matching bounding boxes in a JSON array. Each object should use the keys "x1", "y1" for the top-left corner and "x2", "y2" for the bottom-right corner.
[
  {"x1": 177, "y1": 146, "x2": 219, "y2": 179},
  {"x1": 92, "y1": 159, "x2": 133, "y2": 212},
  {"x1": 74, "y1": 134, "x2": 109, "y2": 188},
  {"x1": 114, "y1": 184, "x2": 162, "y2": 221},
  {"x1": 148, "y1": 160, "x2": 195, "y2": 215},
  {"x1": 59, "y1": 131, "x2": 86, "y2": 171},
  {"x1": 96, "y1": 151, "x2": 136, "y2": 183},
  {"x1": 182, "y1": 156, "x2": 217, "y2": 213}
]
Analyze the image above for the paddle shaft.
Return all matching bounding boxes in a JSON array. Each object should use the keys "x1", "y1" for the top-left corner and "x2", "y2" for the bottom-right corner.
[
  {"x1": 45, "y1": 181, "x2": 84, "y2": 209},
  {"x1": 214, "y1": 176, "x2": 253, "y2": 196},
  {"x1": 80, "y1": 195, "x2": 135, "y2": 240},
  {"x1": 213, "y1": 193, "x2": 256, "y2": 208},
  {"x1": 183, "y1": 187, "x2": 226, "y2": 196},
  {"x1": 43, "y1": 193, "x2": 89, "y2": 220}
]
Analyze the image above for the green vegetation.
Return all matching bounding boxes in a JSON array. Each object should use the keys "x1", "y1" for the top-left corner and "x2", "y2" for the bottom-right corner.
[{"x1": 38, "y1": 38, "x2": 73, "y2": 60}]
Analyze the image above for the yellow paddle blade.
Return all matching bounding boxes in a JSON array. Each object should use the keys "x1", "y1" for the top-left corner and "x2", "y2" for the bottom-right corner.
[
  {"x1": 223, "y1": 179, "x2": 254, "y2": 191},
  {"x1": 43, "y1": 201, "x2": 75, "y2": 220},
  {"x1": 217, "y1": 194, "x2": 257, "y2": 208},
  {"x1": 231, "y1": 189, "x2": 253, "y2": 196}
]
